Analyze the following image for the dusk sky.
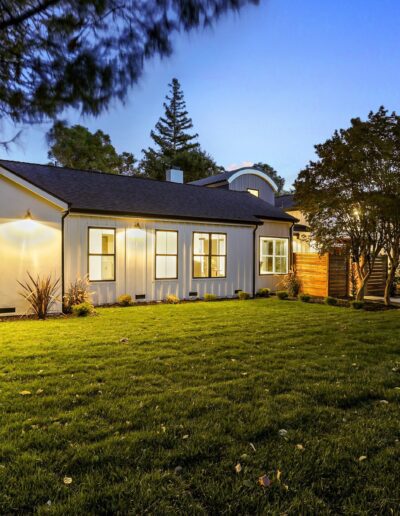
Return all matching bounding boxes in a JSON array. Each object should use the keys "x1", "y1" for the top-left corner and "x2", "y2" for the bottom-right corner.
[{"x1": 2, "y1": 0, "x2": 400, "y2": 186}]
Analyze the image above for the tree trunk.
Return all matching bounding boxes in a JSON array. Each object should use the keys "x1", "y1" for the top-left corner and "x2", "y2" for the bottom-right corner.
[
  {"x1": 355, "y1": 259, "x2": 372, "y2": 301},
  {"x1": 356, "y1": 274, "x2": 369, "y2": 300}
]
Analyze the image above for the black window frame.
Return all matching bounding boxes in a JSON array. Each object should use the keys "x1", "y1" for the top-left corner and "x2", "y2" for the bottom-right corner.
[
  {"x1": 88, "y1": 226, "x2": 116, "y2": 282},
  {"x1": 192, "y1": 232, "x2": 227, "y2": 279},
  {"x1": 155, "y1": 230, "x2": 178, "y2": 280}
]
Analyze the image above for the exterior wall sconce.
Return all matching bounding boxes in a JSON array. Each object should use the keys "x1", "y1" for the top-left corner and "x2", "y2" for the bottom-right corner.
[{"x1": 24, "y1": 209, "x2": 32, "y2": 220}]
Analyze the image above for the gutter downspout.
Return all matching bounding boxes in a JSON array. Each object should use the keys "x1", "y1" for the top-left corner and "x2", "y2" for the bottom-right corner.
[
  {"x1": 289, "y1": 221, "x2": 295, "y2": 270},
  {"x1": 61, "y1": 209, "x2": 70, "y2": 312},
  {"x1": 252, "y1": 224, "x2": 258, "y2": 297}
]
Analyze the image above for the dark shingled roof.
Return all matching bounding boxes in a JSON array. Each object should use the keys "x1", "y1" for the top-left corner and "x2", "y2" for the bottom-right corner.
[
  {"x1": 275, "y1": 194, "x2": 296, "y2": 210},
  {"x1": 0, "y1": 160, "x2": 296, "y2": 225},
  {"x1": 189, "y1": 170, "x2": 235, "y2": 186}
]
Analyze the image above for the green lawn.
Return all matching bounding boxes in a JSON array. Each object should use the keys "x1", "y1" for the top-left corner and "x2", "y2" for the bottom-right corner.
[{"x1": 1, "y1": 299, "x2": 400, "y2": 514}]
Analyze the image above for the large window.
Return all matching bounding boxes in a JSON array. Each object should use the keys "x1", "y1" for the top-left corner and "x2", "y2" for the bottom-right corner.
[
  {"x1": 247, "y1": 188, "x2": 259, "y2": 197},
  {"x1": 259, "y1": 237, "x2": 288, "y2": 275},
  {"x1": 88, "y1": 227, "x2": 115, "y2": 281},
  {"x1": 155, "y1": 230, "x2": 178, "y2": 279},
  {"x1": 193, "y1": 232, "x2": 226, "y2": 278}
]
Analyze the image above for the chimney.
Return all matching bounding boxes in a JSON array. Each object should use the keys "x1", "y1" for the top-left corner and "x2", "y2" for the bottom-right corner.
[{"x1": 166, "y1": 168, "x2": 184, "y2": 183}]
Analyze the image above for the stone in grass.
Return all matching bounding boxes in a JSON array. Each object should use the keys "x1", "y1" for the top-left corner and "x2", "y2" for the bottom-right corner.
[
  {"x1": 119, "y1": 337, "x2": 129, "y2": 343},
  {"x1": 174, "y1": 466, "x2": 183, "y2": 475},
  {"x1": 278, "y1": 429, "x2": 288, "y2": 437}
]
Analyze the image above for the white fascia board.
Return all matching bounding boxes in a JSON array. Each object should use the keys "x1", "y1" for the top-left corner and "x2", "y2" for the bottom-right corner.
[
  {"x1": 0, "y1": 167, "x2": 68, "y2": 210},
  {"x1": 68, "y1": 212, "x2": 257, "y2": 228},
  {"x1": 227, "y1": 168, "x2": 279, "y2": 192}
]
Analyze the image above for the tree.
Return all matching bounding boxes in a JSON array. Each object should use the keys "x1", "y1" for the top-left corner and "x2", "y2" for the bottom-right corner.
[
  {"x1": 170, "y1": 149, "x2": 223, "y2": 183},
  {"x1": 295, "y1": 107, "x2": 400, "y2": 301},
  {"x1": 141, "y1": 146, "x2": 221, "y2": 182},
  {"x1": 144, "y1": 78, "x2": 199, "y2": 161},
  {"x1": 141, "y1": 78, "x2": 222, "y2": 181},
  {"x1": 253, "y1": 162, "x2": 286, "y2": 193},
  {"x1": 47, "y1": 122, "x2": 137, "y2": 175},
  {"x1": 0, "y1": 0, "x2": 257, "y2": 142}
]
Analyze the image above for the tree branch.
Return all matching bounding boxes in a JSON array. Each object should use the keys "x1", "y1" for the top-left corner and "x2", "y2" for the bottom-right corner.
[{"x1": 0, "y1": 0, "x2": 62, "y2": 30}]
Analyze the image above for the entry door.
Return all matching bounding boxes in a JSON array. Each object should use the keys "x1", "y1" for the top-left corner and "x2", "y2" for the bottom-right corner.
[{"x1": 126, "y1": 227, "x2": 147, "y2": 298}]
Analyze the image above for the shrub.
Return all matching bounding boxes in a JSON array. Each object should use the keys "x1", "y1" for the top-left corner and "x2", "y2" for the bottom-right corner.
[
  {"x1": 18, "y1": 273, "x2": 60, "y2": 319},
  {"x1": 238, "y1": 291, "x2": 251, "y2": 300},
  {"x1": 204, "y1": 293, "x2": 217, "y2": 301},
  {"x1": 118, "y1": 294, "x2": 132, "y2": 306},
  {"x1": 71, "y1": 302, "x2": 95, "y2": 317},
  {"x1": 279, "y1": 271, "x2": 301, "y2": 297},
  {"x1": 350, "y1": 300, "x2": 365, "y2": 310},
  {"x1": 299, "y1": 293, "x2": 311, "y2": 303},
  {"x1": 165, "y1": 294, "x2": 180, "y2": 304},
  {"x1": 256, "y1": 288, "x2": 270, "y2": 298},
  {"x1": 63, "y1": 275, "x2": 93, "y2": 313},
  {"x1": 325, "y1": 296, "x2": 338, "y2": 306},
  {"x1": 276, "y1": 290, "x2": 289, "y2": 300}
]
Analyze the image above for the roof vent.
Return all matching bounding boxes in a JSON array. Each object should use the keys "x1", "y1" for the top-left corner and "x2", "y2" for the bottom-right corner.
[{"x1": 166, "y1": 168, "x2": 183, "y2": 183}]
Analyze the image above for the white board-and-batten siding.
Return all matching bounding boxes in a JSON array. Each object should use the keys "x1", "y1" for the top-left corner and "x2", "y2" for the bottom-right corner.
[
  {"x1": 64, "y1": 214, "x2": 255, "y2": 305},
  {"x1": 0, "y1": 172, "x2": 64, "y2": 315}
]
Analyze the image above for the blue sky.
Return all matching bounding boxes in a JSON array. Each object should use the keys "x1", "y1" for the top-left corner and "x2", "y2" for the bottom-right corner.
[{"x1": 2, "y1": 0, "x2": 400, "y2": 186}]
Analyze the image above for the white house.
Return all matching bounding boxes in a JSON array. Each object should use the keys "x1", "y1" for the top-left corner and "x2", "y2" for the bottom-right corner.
[{"x1": 0, "y1": 161, "x2": 296, "y2": 315}]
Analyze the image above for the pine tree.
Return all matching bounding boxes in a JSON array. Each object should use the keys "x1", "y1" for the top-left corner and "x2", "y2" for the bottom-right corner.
[
  {"x1": 142, "y1": 79, "x2": 201, "y2": 179},
  {"x1": 152, "y1": 78, "x2": 199, "y2": 157}
]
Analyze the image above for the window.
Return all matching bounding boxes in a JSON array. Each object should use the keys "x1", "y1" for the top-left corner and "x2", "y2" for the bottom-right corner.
[
  {"x1": 247, "y1": 188, "x2": 259, "y2": 197},
  {"x1": 193, "y1": 232, "x2": 226, "y2": 278},
  {"x1": 88, "y1": 228, "x2": 115, "y2": 281},
  {"x1": 155, "y1": 230, "x2": 178, "y2": 279},
  {"x1": 259, "y1": 237, "x2": 288, "y2": 275}
]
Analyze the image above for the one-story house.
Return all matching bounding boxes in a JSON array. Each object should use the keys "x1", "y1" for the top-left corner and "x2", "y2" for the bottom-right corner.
[{"x1": 0, "y1": 161, "x2": 296, "y2": 315}]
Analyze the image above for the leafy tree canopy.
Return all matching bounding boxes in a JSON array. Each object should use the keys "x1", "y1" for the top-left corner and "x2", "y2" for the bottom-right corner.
[
  {"x1": 47, "y1": 122, "x2": 136, "y2": 175},
  {"x1": 141, "y1": 78, "x2": 222, "y2": 181},
  {"x1": 294, "y1": 106, "x2": 400, "y2": 300},
  {"x1": 0, "y1": 0, "x2": 257, "y2": 126},
  {"x1": 253, "y1": 162, "x2": 286, "y2": 193}
]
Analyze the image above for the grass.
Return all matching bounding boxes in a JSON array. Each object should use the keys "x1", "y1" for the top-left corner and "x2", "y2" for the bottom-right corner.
[{"x1": 1, "y1": 298, "x2": 400, "y2": 514}]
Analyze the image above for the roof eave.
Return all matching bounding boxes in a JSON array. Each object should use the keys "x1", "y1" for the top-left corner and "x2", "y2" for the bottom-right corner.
[{"x1": 69, "y1": 208, "x2": 263, "y2": 226}]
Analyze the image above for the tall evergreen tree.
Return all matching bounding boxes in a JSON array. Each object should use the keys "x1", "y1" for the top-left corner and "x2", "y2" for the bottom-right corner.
[
  {"x1": 141, "y1": 78, "x2": 220, "y2": 181},
  {"x1": 144, "y1": 78, "x2": 199, "y2": 160}
]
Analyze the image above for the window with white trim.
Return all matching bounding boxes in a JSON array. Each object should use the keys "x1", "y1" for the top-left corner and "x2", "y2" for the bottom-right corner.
[
  {"x1": 259, "y1": 237, "x2": 288, "y2": 275},
  {"x1": 88, "y1": 228, "x2": 115, "y2": 281},
  {"x1": 155, "y1": 230, "x2": 178, "y2": 279}
]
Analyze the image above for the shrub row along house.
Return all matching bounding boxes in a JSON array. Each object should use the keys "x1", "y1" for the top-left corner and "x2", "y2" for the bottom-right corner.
[{"x1": 0, "y1": 161, "x2": 296, "y2": 315}]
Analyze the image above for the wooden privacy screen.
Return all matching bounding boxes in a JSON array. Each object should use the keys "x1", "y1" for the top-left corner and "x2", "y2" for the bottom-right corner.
[
  {"x1": 364, "y1": 256, "x2": 388, "y2": 296},
  {"x1": 293, "y1": 253, "x2": 347, "y2": 297},
  {"x1": 293, "y1": 253, "x2": 387, "y2": 298}
]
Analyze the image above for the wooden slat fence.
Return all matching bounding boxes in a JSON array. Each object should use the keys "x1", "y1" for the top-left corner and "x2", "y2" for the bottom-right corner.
[
  {"x1": 293, "y1": 253, "x2": 330, "y2": 297},
  {"x1": 293, "y1": 253, "x2": 387, "y2": 298}
]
